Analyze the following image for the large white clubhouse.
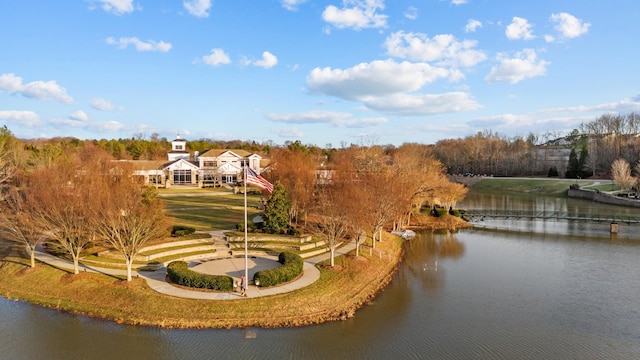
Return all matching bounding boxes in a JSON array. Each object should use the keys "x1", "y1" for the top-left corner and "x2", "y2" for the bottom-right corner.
[{"x1": 134, "y1": 135, "x2": 268, "y2": 188}]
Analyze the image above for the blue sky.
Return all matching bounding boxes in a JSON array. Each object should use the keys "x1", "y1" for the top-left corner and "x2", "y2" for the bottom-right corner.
[{"x1": 1, "y1": 1, "x2": 639, "y2": 146}]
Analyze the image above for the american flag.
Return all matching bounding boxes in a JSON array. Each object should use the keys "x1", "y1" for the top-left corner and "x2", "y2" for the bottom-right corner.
[{"x1": 245, "y1": 167, "x2": 273, "y2": 193}]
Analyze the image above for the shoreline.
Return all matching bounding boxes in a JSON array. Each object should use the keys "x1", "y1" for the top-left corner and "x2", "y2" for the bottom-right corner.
[
  {"x1": 0, "y1": 235, "x2": 405, "y2": 329},
  {"x1": 0, "y1": 216, "x2": 467, "y2": 329}
]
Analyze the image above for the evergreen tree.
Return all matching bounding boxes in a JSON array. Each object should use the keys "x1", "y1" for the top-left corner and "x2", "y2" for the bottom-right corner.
[
  {"x1": 263, "y1": 181, "x2": 291, "y2": 234},
  {"x1": 577, "y1": 144, "x2": 592, "y2": 178},
  {"x1": 565, "y1": 148, "x2": 579, "y2": 178}
]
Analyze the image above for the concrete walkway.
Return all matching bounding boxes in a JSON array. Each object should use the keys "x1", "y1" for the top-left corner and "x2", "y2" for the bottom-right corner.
[{"x1": 34, "y1": 240, "x2": 357, "y2": 300}]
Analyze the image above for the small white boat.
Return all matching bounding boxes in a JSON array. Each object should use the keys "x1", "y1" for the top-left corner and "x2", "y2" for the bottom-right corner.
[{"x1": 392, "y1": 229, "x2": 416, "y2": 239}]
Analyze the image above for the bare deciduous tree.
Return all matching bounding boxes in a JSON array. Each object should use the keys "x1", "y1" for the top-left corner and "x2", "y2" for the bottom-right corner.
[
  {"x1": 611, "y1": 158, "x2": 636, "y2": 190},
  {"x1": 90, "y1": 159, "x2": 170, "y2": 281},
  {"x1": 0, "y1": 189, "x2": 43, "y2": 268},
  {"x1": 310, "y1": 185, "x2": 350, "y2": 267},
  {"x1": 26, "y1": 160, "x2": 97, "y2": 274},
  {"x1": 268, "y1": 147, "x2": 316, "y2": 225}
]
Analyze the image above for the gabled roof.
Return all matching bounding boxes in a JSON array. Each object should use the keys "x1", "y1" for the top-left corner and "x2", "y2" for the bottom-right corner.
[
  {"x1": 198, "y1": 149, "x2": 260, "y2": 159},
  {"x1": 116, "y1": 160, "x2": 167, "y2": 171},
  {"x1": 161, "y1": 159, "x2": 200, "y2": 171},
  {"x1": 217, "y1": 162, "x2": 242, "y2": 173}
]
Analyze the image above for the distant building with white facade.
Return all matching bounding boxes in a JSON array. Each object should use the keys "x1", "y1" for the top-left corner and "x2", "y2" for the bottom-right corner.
[{"x1": 133, "y1": 135, "x2": 267, "y2": 188}]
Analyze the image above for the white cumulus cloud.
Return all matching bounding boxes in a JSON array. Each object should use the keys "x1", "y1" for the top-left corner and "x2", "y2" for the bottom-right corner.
[
  {"x1": 539, "y1": 94, "x2": 640, "y2": 114},
  {"x1": 106, "y1": 37, "x2": 172, "y2": 52},
  {"x1": 322, "y1": 0, "x2": 388, "y2": 30},
  {"x1": 307, "y1": 59, "x2": 452, "y2": 100},
  {"x1": 506, "y1": 17, "x2": 535, "y2": 40},
  {"x1": 361, "y1": 92, "x2": 481, "y2": 116},
  {"x1": 550, "y1": 12, "x2": 590, "y2": 39},
  {"x1": 94, "y1": 0, "x2": 135, "y2": 15},
  {"x1": 254, "y1": 51, "x2": 278, "y2": 69},
  {"x1": 384, "y1": 31, "x2": 486, "y2": 67},
  {"x1": 0, "y1": 73, "x2": 73, "y2": 104},
  {"x1": 266, "y1": 110, "x2": 387, "y2": 128},
  {"x1": 485, "y1": 49, "x2": 549, "y2": 84},
  {"x1": 183, "y1": 0, "x2": 212, "y2": 18},
  {"x1": 69, "y1": 110, "x2": 89, "y2": 122},
  {"x1": 465, "y1": 19, "x2": 482, "y2": 33},
  {"x1": 200, "y1": 48, "x2": 231, "y2": 67},
  {"x1": 0, "y1": 110, "x2": 41, "y2": 127},
  {"x1": 91, "y1": 97, "x2": 122, "y2": 110},
  {"x1": 404, "y1": 6, "x2": 418, "y2": 20},
  {"x1": 281, "y1": 0, "x2": 307, "y2": 11},
  {"x1": 307, "y1": 60, "x2": 480, "y2": 116}
]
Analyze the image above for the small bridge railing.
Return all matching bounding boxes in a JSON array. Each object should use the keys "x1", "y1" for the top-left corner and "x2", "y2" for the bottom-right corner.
[{"x1": 462, "y1": 209, "x2": 640, "y2": 225}]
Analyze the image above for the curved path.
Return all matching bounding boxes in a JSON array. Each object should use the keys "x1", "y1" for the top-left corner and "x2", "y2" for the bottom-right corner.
[{"x1": 33, "y1": 240, "x2": 356, "y2": 300}]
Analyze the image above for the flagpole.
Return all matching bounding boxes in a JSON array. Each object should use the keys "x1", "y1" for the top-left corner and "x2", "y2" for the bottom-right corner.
[{"x1": 243, "y1": 165, "x2": 248, "y2": 295}]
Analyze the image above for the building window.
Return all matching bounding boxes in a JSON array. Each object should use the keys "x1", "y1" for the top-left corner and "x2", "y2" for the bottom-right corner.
[
  {"x1": 222, "y1": 174, "x2": 237, "y2": 183},
  {"x1": 175, "y1": 145, "x2": 183, "y2": 150},
  {"x1": 203, "y1": 161, "x2": 216, "y2": 167},
  {"x1": 173, "y1": 170, "x2": 191, "y2": 184}
]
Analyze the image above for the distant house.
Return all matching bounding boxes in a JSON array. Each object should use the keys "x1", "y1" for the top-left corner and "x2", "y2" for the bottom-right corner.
[
  {"x1": 132, "y1": 135, "x2": 268, "y2": 188},
  {"x1": 534, "y1": 138, "x2": 572, "y2": 176},
  {"x1": 197, "y1": 149, "x2": 265, "y2": 185}
]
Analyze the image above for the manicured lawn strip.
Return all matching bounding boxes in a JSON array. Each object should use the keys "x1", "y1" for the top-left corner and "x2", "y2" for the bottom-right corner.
[
  {"x1": 0, "y1": 236, "x2": 403, "y2": 329},
  {"x1": 139, "y1": 244, "x2": 214, "y2": 256},
  {"x1": 80, "y1": 255, "x2": 147, "y2": 266},
  {"x1": 151, "y1": 250, "x2": 222, "y2": 263},
  {"x1": 165, "y1": 209, "x2": 250, "y2": 231},
  {"x1": 162, "y1": 194, "x2": 262, "y2": 230},
  {"x1": 589, "y1": 183, "x2": 620, "y2": 192},
  {"x1": 471, "y1": 178, "x2": 599, "y2": 196},
  {"x1": 158, "y1": 188, "x2": 231, "y2": 195},
  {"x1": 162, "y1": 194, "x2": 261, "y2": 210}
]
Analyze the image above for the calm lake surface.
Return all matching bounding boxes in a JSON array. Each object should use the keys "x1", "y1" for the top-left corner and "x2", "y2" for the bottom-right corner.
[{"x1": 1, "y1": 191, "x2": 640, "y2": 359}]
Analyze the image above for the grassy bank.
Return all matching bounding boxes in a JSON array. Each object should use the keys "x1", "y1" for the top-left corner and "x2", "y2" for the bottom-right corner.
[
  {"x1": 469, "y1": 177, "x2": 602, "y2": 197},
  {"x1": 0, "y1": 234, "x2": 404, "y2": 329}
]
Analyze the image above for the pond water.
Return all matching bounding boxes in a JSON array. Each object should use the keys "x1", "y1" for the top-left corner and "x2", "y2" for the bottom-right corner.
[{"x1": 1, "y1": 191, "x2": 639, "y2": 359}]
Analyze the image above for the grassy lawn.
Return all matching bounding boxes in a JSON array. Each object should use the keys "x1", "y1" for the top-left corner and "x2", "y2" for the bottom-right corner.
[
  {"x1": 161, "y1": 192, "x2": 263, "y2": 230},
  {"x1": 470, "y1": 177, "x2": 601, "y2": 196}
]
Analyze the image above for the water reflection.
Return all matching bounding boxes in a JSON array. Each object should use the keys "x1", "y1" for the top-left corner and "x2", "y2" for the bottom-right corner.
[{"x1": 2, "y1": 191, "x2": 640, "y2": 359}]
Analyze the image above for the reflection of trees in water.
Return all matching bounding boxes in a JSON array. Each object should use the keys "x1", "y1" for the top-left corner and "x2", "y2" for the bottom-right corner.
[
  {"x1": 404, "y1": 230, "x2": 466, "y2": 291},
  {"x1": 438, "y1": 231, "x2": 465, "y2": 258}
]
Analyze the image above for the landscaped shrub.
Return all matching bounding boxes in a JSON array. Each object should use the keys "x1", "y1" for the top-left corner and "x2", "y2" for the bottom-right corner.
[
  {"x1": 449, "y1": 208, "x2": 461, "y2": 217},
  {"x1": 432, "y1": 206, "x2": 448, "y2": 217},
  {"x1": 166, "y1": 261, "x2": 233, "y2": 291},
  {"x1": 253, "y1": 251, "x2": 303, "y2": 287},
  {"x1": 236, "y1": 221, "x2": 258, "y2": 233},
  {"x1": 172, "y1": 225, "x2": 196, "y2": 237},
  {"x1": 287, "y1": 227, "x2": 302, "y2": 236}
]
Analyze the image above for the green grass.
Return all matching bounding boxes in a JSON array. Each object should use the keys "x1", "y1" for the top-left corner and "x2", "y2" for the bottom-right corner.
[
  {"x1": 158, "y1": 187, "x2": 231, "y2": 195},
  {"x1": 470, "y1": 177, "x2": 601, "y2": 196},
  {"x1": 139, "y1": 243, "x2": 213, "y2": 256},
  {"x1": 162, "y1": 193, "x2": 263, "y2": 230}
]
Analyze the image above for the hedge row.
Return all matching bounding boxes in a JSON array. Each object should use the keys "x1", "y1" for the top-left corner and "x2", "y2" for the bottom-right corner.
[
  {"x1": 172, "y1": 225, "x2": 196, "y2": 237},
  {"x1": 166, "y1": 261, "x2": 233, "y2": 291},
  {"x1": 253, "y1": 251, "x2": 303, "y2": 287}
]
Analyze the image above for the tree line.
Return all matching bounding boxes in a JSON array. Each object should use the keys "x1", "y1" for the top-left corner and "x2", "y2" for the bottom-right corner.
[
  {"x1": 0, "y1": 127, "x2": 169, "y2": 281},
  {"x1": 266, "y1": 141, "x2": 467, "y2": 266},
  {"x1": 0, "y1": 126, "x2": 466, "y2": 273},
  {"x1": 431, "y1": 112, "x2": 640, "y2": 178}
]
